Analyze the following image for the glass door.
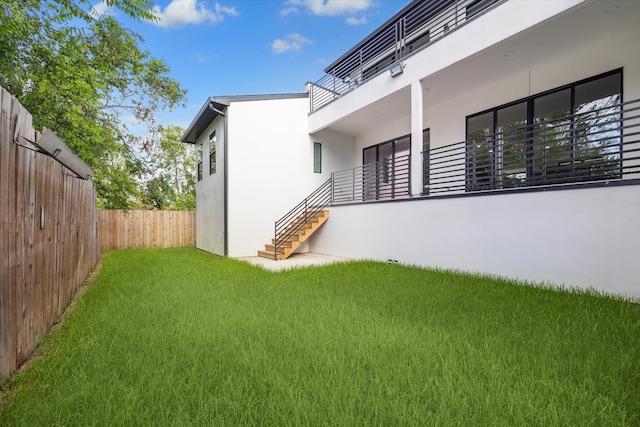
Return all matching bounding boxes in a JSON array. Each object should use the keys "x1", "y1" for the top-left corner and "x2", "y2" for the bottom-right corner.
[
  {"x1": 363, "y1": 145, "x2": 378, "y2": 201},
  {"x1": 496, "y1": 101, "x2": 528, "y2": 188},
  {"x1": 363, "y1": 136, "x2": 411, "y2": 200}
]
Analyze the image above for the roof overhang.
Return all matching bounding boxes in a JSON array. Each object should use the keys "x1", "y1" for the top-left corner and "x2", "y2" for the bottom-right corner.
[
  {"x1": 181, "y1": 93, "x2": 309, "y2": 144},
  {"x1": 180, "y1": 97, "x2": 229, "y2": 144}
]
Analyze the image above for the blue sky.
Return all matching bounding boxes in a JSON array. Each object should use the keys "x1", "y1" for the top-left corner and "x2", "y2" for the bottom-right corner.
[{"x1": 95, "y1": 0, "x2": 410, "y2": 130}]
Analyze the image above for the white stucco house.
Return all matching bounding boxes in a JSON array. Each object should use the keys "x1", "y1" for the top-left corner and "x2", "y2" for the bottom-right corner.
[{"x1": 182, "y1": 0, "x2": 640, "y2": 298}]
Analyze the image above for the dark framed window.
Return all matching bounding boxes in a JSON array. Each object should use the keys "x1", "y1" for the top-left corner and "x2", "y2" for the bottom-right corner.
[
  {"x1": 465, "y1": 69, "x2": 622, "y2": 191},
  {"x1": 197, "y1": 143, "x2": 203, "y2": 181},
  {"x1": 314, "y1": 142, "x2": 322, "y2": 173},
  {"x1": 209, "y1": 131, "x2": 216, "y2": 175}
]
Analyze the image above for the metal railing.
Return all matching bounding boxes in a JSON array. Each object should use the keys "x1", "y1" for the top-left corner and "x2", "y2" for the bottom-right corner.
[
  {"x1": 332, "y1": 154, "x2": 411, "y2": 204},
  {"x1": 272, "y1": 155, "x2": 410, "y2": 258},
  {"x1": 309, "y1": 0, "x2": 501, "y2": 112},
  {"x1": 271, "y1": 98, "x2": 639, "y2": 258},
  {"x1": 426, "y1": 98, "x2": 640, "y2": 195},
  {"x1": 273, "y1": 178, "x2": 332, "y2": 258}
]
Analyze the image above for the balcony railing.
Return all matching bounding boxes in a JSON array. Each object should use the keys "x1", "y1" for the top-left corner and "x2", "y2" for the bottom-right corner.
[
  {"x1": 332, "y1": 154, "x2": 411, "y2": 204},
  {"x1": 309, "y1": 0, "x2": 502, "y2": 112},
  {"x1": 426, "y1": 98, "x2": 640, "y2": 195},
  {"x1": 321, "y1": 98, "x2": 639, "y2": 205}
]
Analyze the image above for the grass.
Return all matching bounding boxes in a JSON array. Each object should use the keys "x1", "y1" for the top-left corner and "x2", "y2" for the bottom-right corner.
[{"x1": 1, "y1": 247, "x2": 638, "y2": 426}]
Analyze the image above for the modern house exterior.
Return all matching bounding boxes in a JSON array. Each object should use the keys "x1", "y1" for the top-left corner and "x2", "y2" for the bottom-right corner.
[{"x1": 182, "y1": 0, "x2": 640, "y2": 298}]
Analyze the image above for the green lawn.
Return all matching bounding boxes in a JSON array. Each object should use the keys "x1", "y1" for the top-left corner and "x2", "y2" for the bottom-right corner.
[{"x1": 1, "y1": 247, "x2": 638, "y2": 426}]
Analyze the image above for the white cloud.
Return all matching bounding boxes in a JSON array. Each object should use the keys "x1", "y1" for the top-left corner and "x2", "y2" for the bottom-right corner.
[
  {"x1": 192, "y1": 53, "x2": 211, "y2": 63},
  {"x1": 282, "y1": 0, "x2": 374, "y2": 17},
  {"x1": 280, "y1": 6, "x2": 299, "y2": 17},
  {"x1": 345, "y1": 15, "x2": 368, "y2": 25},
  {"x1": 271, "y1": 33, "x2": 313, "y2": 54},
  {"x1": 90, "y1": 1, "x2": 112, "y2": 19},
  {"x1": 214, "y1": 3, "x2": 238, "y2": 17},
  {"x1": 152, "y1": 0, "x2": 238, "y2": 28}
]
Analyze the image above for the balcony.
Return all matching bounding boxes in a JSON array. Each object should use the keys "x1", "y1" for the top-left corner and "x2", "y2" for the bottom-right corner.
[
  {"x1": 325, "y1": 98, "x2": 640, "y2": 204},
  {"x1": 308, "y1": 0, "x2": 502, "y2": 113}
]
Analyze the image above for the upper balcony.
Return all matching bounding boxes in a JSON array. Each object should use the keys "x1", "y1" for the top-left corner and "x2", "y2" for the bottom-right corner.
[{"x1": 308, "y1": 0, "x2": 502, "y2": 113}]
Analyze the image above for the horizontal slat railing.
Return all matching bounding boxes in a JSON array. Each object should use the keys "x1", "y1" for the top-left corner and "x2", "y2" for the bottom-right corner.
[
  {"x1": 427, "y1": 98, "x2": 640, "y2": 195},
  {"x1": 274, "y1": 178, "x2": 332, "y2": 258},
  {"x1": 332, "y1": 154, "x2": 411, "y2": 204},
  {"x1": 272, "y1": 99, "x2": 639, "y2": 258},
  {"x1": 309, "y1": 0, "x2": 502, "y2": 112}
]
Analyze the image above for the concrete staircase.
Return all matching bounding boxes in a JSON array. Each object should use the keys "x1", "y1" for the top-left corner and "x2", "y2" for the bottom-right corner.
[{"x1": 258, "y1": 210, "x2": 329, "y2": 260}]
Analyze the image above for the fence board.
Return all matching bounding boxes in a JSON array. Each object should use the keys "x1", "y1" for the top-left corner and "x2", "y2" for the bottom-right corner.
[
  {"x1": 98, "y1": 210, "x2": 195, "y2": 252},
  {"x1": 3, "y1": 91, "x2": 18, "y2": 376},
  {"x1": 0, "y1": 87, "x2": 99, "y2": 379},
  {"x1": 0, "y1": 87, "x2": 15, "y2": 377},
  {"x1": 15, "y1": 129, "x2": 26, "y2": 365}
]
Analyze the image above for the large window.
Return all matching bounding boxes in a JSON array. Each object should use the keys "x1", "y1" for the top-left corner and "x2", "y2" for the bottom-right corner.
[
  {"x1": 197, "y1": 143, "x2": 203, "y2": 181},
  {"x1": 466, "y1": 70, "x2": 622, "y2": 191},
  {"x1": 209, "y1": 131, "x2": 216, "y2": 175}
]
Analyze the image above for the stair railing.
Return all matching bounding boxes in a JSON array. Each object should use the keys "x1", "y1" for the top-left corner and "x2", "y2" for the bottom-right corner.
[{"x1": 274, "y1": 178, "x2": 332, "y2": 259}]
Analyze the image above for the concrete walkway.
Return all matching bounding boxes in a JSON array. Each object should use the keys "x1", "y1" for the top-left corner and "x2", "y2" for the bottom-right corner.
[{"x1": 237, "y1": 252, "x2": 352, "y2": 271}]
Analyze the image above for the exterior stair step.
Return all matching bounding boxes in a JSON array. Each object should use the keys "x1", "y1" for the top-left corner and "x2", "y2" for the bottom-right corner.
[
  {"x1": 257, "y1": 250, "x2": 281, "y2": 260},
  {"x1": 257, "y1": 210, "x2": 329, "y2": 261}
]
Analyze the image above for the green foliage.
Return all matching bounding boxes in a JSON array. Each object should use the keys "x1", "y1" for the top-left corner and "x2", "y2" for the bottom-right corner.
[
  {"x1": 1, "y1": 248, "x2": 638, "y2": 425},
  {"x1": 0, "y1": 0, "x2": 187, "y2": 208},
  {"x1": 140, "y1": 125, "x2": 196, "y2": 210}
]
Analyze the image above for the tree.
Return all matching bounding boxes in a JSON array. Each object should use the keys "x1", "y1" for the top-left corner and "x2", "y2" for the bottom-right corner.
[
  {"x1": 0, "y1": 0, "x2": 187, "y2": 208},
  {"x1": 141, "y1": 126, "x2": 196, "y2": 211}
]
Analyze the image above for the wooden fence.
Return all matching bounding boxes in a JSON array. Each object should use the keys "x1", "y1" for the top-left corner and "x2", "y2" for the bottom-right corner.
[
  {"x1": 98, "y1": 210, "x2": 195, "y2": 252},
  {"x1": 0, "y1": 87, "x2": 100, "y2": 379}
]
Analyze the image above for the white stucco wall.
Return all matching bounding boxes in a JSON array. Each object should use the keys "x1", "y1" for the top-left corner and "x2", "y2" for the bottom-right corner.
[
  {"x1": 226, "y1": 96, "x2": 325, "y2": 257},
  {"x1": 312, "y1": 128, "x2": 357, "y2": 171},
  {"x1": 195, "y1": 117, "x2": 225, "y2": 255},
  {"x1": 310, "y1": 184, "x2": 640, "y2": 298},
  {"x1": 425, "y1": 15, "x2": 640, "y2": 150},
  {"x1": 355, "y1": 114, "x2": 413, "y2": 161}
]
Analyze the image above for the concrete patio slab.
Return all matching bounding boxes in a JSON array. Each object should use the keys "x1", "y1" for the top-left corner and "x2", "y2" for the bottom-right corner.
[{"x1": 237, "y1": 252, "x2": 352, "y2": 271}]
